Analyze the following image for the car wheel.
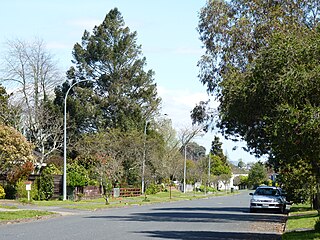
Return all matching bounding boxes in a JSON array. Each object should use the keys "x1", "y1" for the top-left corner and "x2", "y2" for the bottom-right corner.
[{"x1": 279, "y1": 205, "x2": 286, "y2": 214}]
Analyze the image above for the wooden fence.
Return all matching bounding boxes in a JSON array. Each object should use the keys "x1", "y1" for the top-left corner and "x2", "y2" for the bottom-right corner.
[{"x1": 112, "y1": 188, "x2": 141, "y2": 197}]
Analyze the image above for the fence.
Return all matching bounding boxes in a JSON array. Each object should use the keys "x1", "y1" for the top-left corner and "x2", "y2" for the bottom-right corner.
[
  {"x1": 112, "y1": 188, "x2": 141, "y2": 197},
  {"x1": 72, "y1": 186, "x2": 102, "y2": 200}
]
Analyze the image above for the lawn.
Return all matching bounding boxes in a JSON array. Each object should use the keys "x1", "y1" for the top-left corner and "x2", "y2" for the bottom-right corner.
[
  {"x1": 0, "y1": 190, "x2": 236, "y2": 213},
  {"x1": 0, "y1": 210, "x2": 54, "y2": 221},
  {"x1": 32, "y1": 189, "x2": 233, "y2": 211},
  {"x1": 282, "y1": 203, "x2": 320, "y2": 240}
]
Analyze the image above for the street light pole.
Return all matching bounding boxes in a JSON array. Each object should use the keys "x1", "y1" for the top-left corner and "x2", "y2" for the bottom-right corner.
[
  {"x1": 183, "y1": 144, "x2": 187, "y2": 193},
  {"x1": 63, "y1": 79, "x2": 90, "y2": 201},
  {"x1": 208, "y1": 153, "x2": 211, "y2": 188},
  {"x1": 141, "y1": 120, "x2": 147, "y2": 194}
]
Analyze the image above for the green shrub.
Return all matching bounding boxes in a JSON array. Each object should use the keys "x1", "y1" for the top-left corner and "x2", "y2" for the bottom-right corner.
[
  {"x1": 14, "y1": 180, "x2": 38, "y2": 200},
  {"x1": 4, "y1": 184, "x2": 16, "y2": 199},
  {"x1": 0, "y1": 185, "x2": 5, "y2": 198},
  {"x1": 16, "y1": 179, "x2": 28, "y2": 199},
  {"x1": 30, "y1": 180, "x2": 39, "y2": 200},
  {"x1": 146, "y1": 183, "x2": 161, "y2": 195},
  {"x1": 315, "y1": 218, "x2": 320, "y2": 232},
  {"x1": 38, "y1": 173, "x2": 54, "y2": 200},
  {"x1": 67, "y1": 162, "x2": 89, "y2": 188},
  {"x1": 33, "y1": 166, "x2": 55, "y2": 201},
  {"x1": 198, "y1": 185, "x2": 216, "y2": 193}
]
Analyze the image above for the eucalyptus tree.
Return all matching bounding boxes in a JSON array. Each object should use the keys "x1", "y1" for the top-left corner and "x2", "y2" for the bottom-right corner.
[
  {"x1": 193, "y1": 0, "x2": 320, "y2": 143},
  {"x1": 192, "y1": 0, "x2": 320, "y2": 212},
  {"x1": 55, "y1": 8, "x2": 161, "y2": 137}
]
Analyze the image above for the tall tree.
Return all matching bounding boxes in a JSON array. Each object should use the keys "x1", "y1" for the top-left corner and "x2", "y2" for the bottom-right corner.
[
  {"x1": 0, "y1": 39, "x2": 63, "y2": 164},
  {"x1": 184, "y1": 142, "x2": 206, "y2": 161},
  {"x1": 248, "y1": 162, "x2": 268, "y2": 188},
  {"x1": 192, "y1": 0, "x2": 320, "y2": 213},
  {"x1": 210, "y1": 136, "x2": 226, "y2": 160},
  {"x1": 0, "y1": 84, "x2": 20, "y2": 128},
  {"x1": 151, "y1": 118, "x2": 183, "y2": 182},
  {"x1": 196, "y1": 0, "x2": 319, "y2": 98},
  {"x1": 55, "y1": 8, "x2": 161, "y2": 135},
  {"x1": 192, "y1": 0, "x2": 320, "y2": 138}
]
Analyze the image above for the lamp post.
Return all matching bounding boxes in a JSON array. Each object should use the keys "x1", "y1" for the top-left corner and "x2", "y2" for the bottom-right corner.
[
  {"x1": 63, "y1": 79, "x2": 91, "y2": 201},
  {"x1": 141, "y1": 120, "x2": 148, "y2": 194},
  {"x1": 208, "y1": 153, "x2": 211, "y2": 193},
  {"x1": 183, "y1": 144, "x2": 187, "y2": 193}
]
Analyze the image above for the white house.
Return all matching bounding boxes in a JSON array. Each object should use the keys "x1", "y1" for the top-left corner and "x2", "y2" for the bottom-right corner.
[{"x1": 217, "y1": 173, "x2": 248, "y2": 191}]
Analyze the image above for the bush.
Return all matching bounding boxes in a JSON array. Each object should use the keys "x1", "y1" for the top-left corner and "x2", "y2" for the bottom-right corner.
[
  {"x1": 146, "y1": 183, "x2": 161, "y2": 195},
  {"x1": 0, "y1": 185, "x2": 5, "y2": 198},
  {"x1": 315, "y1": 218, "x2": 320, "y2": 232},
  {"x1": 32, "y1": 165, "x2": 55, "y2": 201},
  {"x1": 16, "y1": 179, "x2": 28, "y2": 199},
  {"x1": 4, "y1": 184, "x2": 16, "y2": 199},
  {"x1": 15, "y1": 180, "x2": 38, "y2": 200},
  {"x1": 38, "y1": 173, "x2": 54, "y2": 200},
  {"x1": 198, "y1": 185, "x2": 216, "y2": 193},
  {"x1": 67, "y1": 162, "x2": 89, "y2": 188}
]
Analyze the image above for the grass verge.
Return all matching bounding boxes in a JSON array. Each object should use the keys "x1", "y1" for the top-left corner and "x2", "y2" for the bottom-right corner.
[
  {"x1": 39, "y1": 190, "x2": 235, "y2": 210},
  {"x1": 0, "y1": 204, "x2": 18, "y2": 209},
  {"x1": 0, "y1": 210, "x2": 54, "y2": 221},
  {"x1": 282, "y1": 203, "x2": 320, "y2": 240}
]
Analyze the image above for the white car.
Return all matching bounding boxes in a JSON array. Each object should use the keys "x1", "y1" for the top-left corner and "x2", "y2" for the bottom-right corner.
[{"x1": 249, "y1": 186, "x2": 287, "y2": 213}]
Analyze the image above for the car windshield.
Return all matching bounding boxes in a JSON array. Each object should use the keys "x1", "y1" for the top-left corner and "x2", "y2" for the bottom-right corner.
[{"x1": 254, "y1": 188, "x2": 279, "y2": 196}]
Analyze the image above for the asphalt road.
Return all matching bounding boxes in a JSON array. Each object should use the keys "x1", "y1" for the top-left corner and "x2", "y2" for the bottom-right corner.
[{"x1": 0, "y1": 191, "x2": 286, "y2": 240}]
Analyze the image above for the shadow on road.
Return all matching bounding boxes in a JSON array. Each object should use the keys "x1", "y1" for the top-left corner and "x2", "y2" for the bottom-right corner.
[
  {"x1": 152, "y1": 207, "x2": 249, "y2": 213},
  {"x1": 136, "y1": 230, "x2": 281, "y2": 240},
  {"x1": 86, "y1": 210, "x2": 285, "y2": 224}
]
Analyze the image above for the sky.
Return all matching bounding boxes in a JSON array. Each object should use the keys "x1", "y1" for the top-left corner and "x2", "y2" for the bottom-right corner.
[{"x1": 0, "y1": 0, "x2": 260, "y2": 164}]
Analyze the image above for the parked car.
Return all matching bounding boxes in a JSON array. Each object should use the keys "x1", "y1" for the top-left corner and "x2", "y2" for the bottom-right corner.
[{"x1": 249, "y1": 186, "x2": 286, "y2": 213}]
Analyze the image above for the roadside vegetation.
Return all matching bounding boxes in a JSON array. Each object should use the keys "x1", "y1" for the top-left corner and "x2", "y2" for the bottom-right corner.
[
  {"x1": 0, "y1": 210, "x2": 54, "y2": 222},
  {"x1": 282, "y1": 203, "x2": 320, "y2": 240},
  {"x1": 33, "y1": 189, "x2": 236, "y2": 210},
  {"x1": 0, "y1": 8, "x2": 233, "y2": 206},
  {"x1": 0, "y1": 2, "x2": 320, "y2": 237}
]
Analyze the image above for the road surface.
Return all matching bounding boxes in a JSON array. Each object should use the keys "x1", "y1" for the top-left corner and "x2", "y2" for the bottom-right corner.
[{"x1": 0, "y1": 191, "x2": 286, "y2": 240}]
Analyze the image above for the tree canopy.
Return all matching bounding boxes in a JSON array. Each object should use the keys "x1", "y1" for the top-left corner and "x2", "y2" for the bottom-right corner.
[
  {"x1": 193, "y1": 0, "x2": 320, "y2": 212},
  {"x1": 55, "y1": 8, "x2": 161, "y2": 134},
  {"x1": 247, "y1": 162, "x2": 268, "y2": 188},
  {"x1": 0, "y1": 124, "x2": 34, "y2": 183}
]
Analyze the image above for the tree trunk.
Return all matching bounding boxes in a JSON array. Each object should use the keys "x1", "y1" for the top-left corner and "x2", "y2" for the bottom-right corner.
[
  {"x1": 312, "y1": 159, "x2": 320, "y2": 216},
  {"x1": 315, "y1": 176, "x2": 320, "y2": 216}
]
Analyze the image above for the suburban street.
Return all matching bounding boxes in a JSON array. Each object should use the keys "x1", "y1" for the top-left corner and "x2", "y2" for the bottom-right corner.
[{"x1": 0, "y1": 191, "x2": 286, "y2": 240}]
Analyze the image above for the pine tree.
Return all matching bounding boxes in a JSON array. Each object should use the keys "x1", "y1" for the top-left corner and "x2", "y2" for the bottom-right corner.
[{"x1": 55, "y1": 8, "x2": 160, "y2": 134}]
